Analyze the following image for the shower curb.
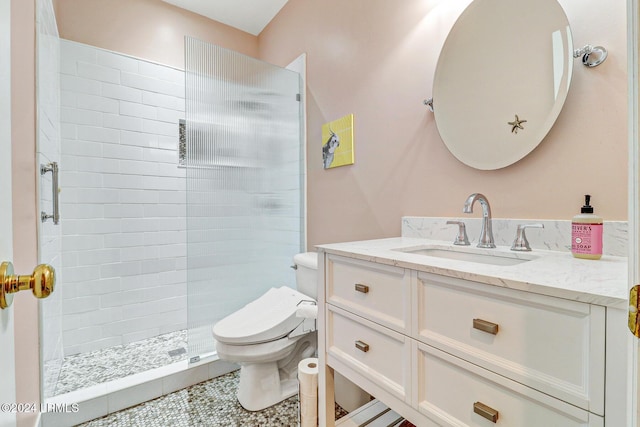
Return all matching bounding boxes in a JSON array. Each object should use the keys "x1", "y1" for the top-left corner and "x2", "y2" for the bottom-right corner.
[{"x1": 40, "y1": 357, "x2": 238, "y2": 427}]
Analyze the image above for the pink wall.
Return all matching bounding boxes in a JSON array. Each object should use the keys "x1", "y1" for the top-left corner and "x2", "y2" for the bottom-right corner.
[
  {"x1": 52, "y1": 0, "x2": 258, "y2": 68},
  {"x1": 258, "y1": 0, "x2": 628, "y2": 249},
  {"x1": 11, "y1": 0, "x2": 40, "y2": 425}
]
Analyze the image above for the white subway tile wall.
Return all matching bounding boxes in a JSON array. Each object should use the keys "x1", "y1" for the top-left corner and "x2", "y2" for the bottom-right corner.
[{"x1": 60, "y1": 40, "x2": 187, "y2": 356}]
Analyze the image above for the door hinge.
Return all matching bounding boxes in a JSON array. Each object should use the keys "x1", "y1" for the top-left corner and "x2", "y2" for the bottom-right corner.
[{"x1": 296, "y1": 93, "x2": 301, "y2": 102}]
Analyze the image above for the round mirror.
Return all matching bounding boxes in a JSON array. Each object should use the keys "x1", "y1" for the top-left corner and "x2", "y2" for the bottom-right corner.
[{"x1": 433, "y1": 0, "x2": 573, "y2": 170}]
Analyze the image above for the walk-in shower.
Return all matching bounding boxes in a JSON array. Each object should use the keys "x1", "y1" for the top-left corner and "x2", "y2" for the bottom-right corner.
[{"x1": 36, "y1": 1, "x2": 305, "y2": 418}]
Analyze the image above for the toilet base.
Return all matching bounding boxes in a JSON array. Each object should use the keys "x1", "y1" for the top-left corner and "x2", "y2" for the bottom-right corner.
[
  {"x1": 237, "y1": 363, "x2": 299, "y2": 411},
  {"x1": 236, "y1": 332, "x2": 317, "y2": 411}
]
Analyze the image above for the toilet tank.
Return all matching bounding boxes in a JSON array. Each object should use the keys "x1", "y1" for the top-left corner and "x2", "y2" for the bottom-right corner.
[{"x1": 293, "y1": 252, "x2": 318, "y2": 299}]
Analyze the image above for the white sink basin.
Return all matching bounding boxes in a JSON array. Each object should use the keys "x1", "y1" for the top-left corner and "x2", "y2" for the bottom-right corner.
[{"x1": 393, "y1": 245, "x2": 538, "y2": 266}]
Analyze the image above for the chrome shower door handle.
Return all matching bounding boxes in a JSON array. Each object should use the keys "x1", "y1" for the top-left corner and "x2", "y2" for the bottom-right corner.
[{"x1": 40, "y1": 162, "x2": 59, "y2": 225}]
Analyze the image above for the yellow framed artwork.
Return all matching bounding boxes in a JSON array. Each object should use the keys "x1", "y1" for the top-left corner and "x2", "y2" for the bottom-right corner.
[{"x1": 322, "y1": 114, "x2": 354, "y2": 169}]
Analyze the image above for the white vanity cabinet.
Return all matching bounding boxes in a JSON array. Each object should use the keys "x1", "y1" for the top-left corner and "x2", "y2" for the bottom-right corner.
[{"x1": 318, "y1": 251, "x2": 621, "y2": 427}]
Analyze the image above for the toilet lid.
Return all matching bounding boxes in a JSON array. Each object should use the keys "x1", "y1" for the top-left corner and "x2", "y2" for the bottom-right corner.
[{"x1": 212, "y1": 286, "x2": 313, "y2": 345}]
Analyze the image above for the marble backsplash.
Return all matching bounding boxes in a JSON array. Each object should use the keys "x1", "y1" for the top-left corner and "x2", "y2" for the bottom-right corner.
[{"x1": 402, "y1": 217, "x2": 628, "y2": 257}]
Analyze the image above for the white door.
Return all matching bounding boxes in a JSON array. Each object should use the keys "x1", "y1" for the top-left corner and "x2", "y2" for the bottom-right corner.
[
  {"x1": 632, "y1": 1, "x2": 640, "y2": 426},
  {"x1": 0, "y1": 0, "x2": 16, "y2": 426}
]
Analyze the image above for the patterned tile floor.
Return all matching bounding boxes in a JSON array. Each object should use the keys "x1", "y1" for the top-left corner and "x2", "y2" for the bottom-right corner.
[
  {"x1": 53, "y1": 331, "x2": 347, "y2": 426},
  {"x1": 78, "y1": 370, "x2": 348, "y2": 427},
  {"x1": 53, "y1": 330, "x2": 188, "y2": 395}
]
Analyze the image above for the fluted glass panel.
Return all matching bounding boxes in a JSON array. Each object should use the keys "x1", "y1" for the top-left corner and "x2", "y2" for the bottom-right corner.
[{"x1": 185, "y1": 38, "x2": 304, "y2": 358}]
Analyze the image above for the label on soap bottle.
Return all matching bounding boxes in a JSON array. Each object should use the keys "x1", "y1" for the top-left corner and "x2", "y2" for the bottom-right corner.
[{"x1": 571, "y1": 223, "x2": 603, "y2": 255}]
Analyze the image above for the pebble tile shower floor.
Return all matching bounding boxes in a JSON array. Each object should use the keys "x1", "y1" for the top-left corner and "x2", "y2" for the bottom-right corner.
[
  {"x1": 53, "y1": 330, "x2": 188, "y2": 395},
  {"x1": 77, "y1": 370, "x2": 348, "y2": 427}
]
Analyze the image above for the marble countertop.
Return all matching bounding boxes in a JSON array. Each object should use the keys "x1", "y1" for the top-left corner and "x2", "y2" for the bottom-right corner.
[{"x1": 317, "y1": 237, "x2": 629, "y2": 309}]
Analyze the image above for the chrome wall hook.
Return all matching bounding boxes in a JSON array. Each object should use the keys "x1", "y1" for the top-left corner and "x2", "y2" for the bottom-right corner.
[
  {"x1": 574, "y1": 45, "x2": 608, "y2": 67},
  {"x1": 423, "y1": 97, "x2": 434, "y2": 112}
]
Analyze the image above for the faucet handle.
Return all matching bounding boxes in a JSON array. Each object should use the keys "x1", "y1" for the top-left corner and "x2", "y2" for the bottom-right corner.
[
  {"x1": 446, "y1": 220, "x2": 470, "y2": 246},
  {"x1": 511, "y1": 223, "x2": 544, "y2": 252}
]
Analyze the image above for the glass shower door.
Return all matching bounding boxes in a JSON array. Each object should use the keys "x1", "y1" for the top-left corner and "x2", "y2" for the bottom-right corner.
[
  {"x1": 36, "y1": 0, "x2": 63, "y2": 399},
  {"x1": 185, "y1": 38, "x2": 304, "y2": 360}
]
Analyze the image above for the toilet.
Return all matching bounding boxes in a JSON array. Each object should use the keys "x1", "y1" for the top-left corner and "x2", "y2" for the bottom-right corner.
[{"x1": 212, "y1": 252, "x2": 319, "y2": 411}]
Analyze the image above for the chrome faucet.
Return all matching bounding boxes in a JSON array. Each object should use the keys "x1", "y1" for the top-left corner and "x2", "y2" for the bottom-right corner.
[{"x1": 463, "y1": 193, "x2": 496, "y2": 248}]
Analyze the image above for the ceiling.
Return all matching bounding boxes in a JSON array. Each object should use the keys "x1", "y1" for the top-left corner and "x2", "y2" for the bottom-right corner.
[{"x1": 161, "y1": 0, "x2": 290, "y2": 36}]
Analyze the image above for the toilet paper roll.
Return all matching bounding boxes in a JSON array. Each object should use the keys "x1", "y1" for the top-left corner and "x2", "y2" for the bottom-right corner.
[
  {"x1": 296, "y1": 304, "x2": 318, "y2": 319},
  {"x1": 299, "y1": 392, "x2": 318, "y2": 427},
  {"x1": 298, "y1": 357, "x2": 319, "y2": 427},
  {"x1": 298, "y1": 357, "x2": 319, "y2": 394}
]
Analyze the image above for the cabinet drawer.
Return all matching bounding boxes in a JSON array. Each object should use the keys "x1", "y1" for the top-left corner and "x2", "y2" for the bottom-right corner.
[
  {"x1": 416, "y1": 272, "x2": 605, "y2": 414},
  {"x1": 327, "y1": 305, "x2": 411, "y2": 402},
  {"x1": 417, "y1": 343, "x2": 603, "y2": 427},
  {"x1": 326, "y1": 254, "x2": 410, "y2": 333}
]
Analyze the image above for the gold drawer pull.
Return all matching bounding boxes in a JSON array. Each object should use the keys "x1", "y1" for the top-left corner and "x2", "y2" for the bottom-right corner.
[
  {"x1": 473, "y1": 318, "x2": 499, "y2": 335},
  {"x1": 354, "y1": 283, "x2": 369, "y2": 293},
  {"x1": 355, "y1": 340, "x2": 370, "y2": 352},
  {"x1": 474, "y1": 401, "x2": 499, "y2": 423}
]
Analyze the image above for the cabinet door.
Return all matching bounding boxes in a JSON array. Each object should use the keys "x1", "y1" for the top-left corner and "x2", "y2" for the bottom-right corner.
[
  {"x1": 326, "y1": 254, "x2": 411, "y2": 334},
  {"x1": 417, "y1": 343, "x2": 603, "y2": 427},
  {"x1": 415, "y1": 272, "x2": 605, "y2": 414}
]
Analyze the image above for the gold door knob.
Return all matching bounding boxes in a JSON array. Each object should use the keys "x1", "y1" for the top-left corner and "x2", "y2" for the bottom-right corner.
[{"x1": 0, "y1": 262, "x2": 55, "y2": 309}]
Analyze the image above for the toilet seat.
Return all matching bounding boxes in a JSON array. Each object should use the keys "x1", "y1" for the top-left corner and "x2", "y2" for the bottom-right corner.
[
  {"x1": 215, "y1": 333, "x2": 305, "y2": 364},
  {"x1": 212, "y1": 286, "x2": 313, "y2": 345}
]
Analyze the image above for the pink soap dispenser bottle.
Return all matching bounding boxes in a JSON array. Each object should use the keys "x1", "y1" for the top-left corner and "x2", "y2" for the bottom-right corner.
[{"x1": 571, "y1": 194, "x2": 603, "y2": 260}]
